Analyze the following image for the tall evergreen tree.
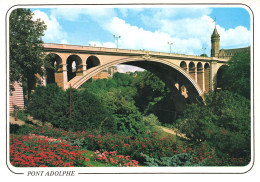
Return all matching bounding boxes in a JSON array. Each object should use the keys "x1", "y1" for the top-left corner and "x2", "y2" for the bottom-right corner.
[{"x1": 9, "y1": 8, "x2": 47, "y2": 96}]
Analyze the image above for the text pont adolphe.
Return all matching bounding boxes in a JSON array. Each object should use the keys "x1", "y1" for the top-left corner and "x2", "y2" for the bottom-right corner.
[{"x1": 27, "y1": 171, "x2": 75, "y2": 176}]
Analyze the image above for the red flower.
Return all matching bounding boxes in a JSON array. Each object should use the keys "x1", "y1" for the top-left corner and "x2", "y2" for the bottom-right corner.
[
  {"x1": 110, "y1": 158, "x2": 113, "y2": 163},
  {"x1": 39, "y1": 165, "x2": 48, "y2": 167},
  {"x1": 64, "y1": 162, "x2": 74, "y2": 167}
]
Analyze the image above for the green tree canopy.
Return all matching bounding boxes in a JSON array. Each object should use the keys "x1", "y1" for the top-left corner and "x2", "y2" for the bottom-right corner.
[
  {"x1": 9, "y1": 8, "x2": 47, "y2": 94},
  {"x1": 132, "y1": 71, "x2": 169, "y2": 113},
  {"x1": 220, "y1": 51, "x2": 250, "y2": 99},
  {"x1": 175, "y1": 90, "x2": 250, "y2": 159}
]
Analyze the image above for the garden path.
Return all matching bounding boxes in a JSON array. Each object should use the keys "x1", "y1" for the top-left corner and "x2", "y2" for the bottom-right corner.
[
  {"x1": 9, "y1": 115, "x2": 25, "y2": 126},
  {"x1": 160, "y1": 126, "x2": 188, "y2": 139}
]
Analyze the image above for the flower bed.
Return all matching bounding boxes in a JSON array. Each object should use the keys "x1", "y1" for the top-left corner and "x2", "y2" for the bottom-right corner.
[
  {"x1": 10, "y1": 134, "x2": 89, "y2": 167},
  {"x1": 12, "y1": 125, "x2": 249, "y2": 166},
  {"x1": 91, "y1": 150, "x2": 139, "y2": 167}
]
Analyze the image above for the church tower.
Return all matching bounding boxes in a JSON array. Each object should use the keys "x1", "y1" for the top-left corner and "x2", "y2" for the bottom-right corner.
[{"x1": 211, "y1": 27, "x2": 220, "y2": 57}]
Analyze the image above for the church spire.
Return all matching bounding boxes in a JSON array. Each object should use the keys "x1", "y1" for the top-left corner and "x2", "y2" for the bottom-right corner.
[
  {"x1": 211, "y1": 27, "x2": 220, "y2": 37},
  {"x1": 211, "y1": 25, "x2": 220, "y2": 57}
]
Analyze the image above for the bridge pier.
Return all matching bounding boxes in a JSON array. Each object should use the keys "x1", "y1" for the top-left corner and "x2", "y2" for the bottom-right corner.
[
  {"x1": 61, "y1": 63, "x2": 68, "y2": 89},
  {"x1": 83, "y1": 63, "x2": 87, "y2": 75},
  {"x1": 202, "y1": 69, "x2": 205, "y2": 92},
  {"x1": 209, "y1": 59, "x2": 218, "y2": 91}
]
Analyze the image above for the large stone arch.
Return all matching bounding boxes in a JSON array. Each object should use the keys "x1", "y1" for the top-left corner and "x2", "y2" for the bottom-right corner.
[{"x1": 72, "y1": 57, "x2": 203, "y2": 101}]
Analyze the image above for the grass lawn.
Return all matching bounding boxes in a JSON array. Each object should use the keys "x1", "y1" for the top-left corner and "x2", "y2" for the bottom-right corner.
[{"x1": 81, "y1": 149, "x2": 114, "y2": 167}]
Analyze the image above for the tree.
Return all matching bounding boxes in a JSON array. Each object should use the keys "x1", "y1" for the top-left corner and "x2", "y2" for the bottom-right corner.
[
  {"x1": 132, "y1": 71, "x2": 169, "y2": 113},
  {"x1": 175, "y1": 90, "x2": 250, "y2": 159},
  {"x1": 221, "y1": 51, "x2": 250, "y2": 99},
  {"x1": 9, "y1": 8, "x2": 47, "y2": 96},
  {"x1": 200, "y1": 53, "x2": 208, "y2": 57}
]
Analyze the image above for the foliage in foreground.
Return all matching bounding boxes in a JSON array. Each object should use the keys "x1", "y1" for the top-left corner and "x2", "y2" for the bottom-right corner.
[
  {"x1": 11, "y1": 124, "x2": 249, "y2": 166},
  {"x1": 175, "y1": 90, "x2": 251, "y2": 160},
  {"x1": 27, "y1": 84, "x2": 115, "y2": 133},
  {"x1": 27, "y1": 76, "x2": 163, "y2": 137}
]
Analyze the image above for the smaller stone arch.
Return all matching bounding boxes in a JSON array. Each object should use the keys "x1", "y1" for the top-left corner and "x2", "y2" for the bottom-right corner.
[
  {"x1": 180, "y1": 61, "x2": 187, "y2": 71},
  {"x1": 86, "y1": 56, "x2": 101, "y2": 69},
  {"x1": 189, "y1": 62, "x2": 195, "y2": 80},
  {"x1": 67, "y1": 55, "x2": 83, "y2": 81},
  {"x1": 216, "y1": 65, "x2": 228, "y2": 90},
  {"x1": 204, "y1": 63, "x2": 210, "y2": 93},
  {"x1": 45, "y1": 53, "x2": 62, "y2": 85}
]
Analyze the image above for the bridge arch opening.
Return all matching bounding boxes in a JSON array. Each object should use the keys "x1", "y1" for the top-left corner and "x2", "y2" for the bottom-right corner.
[
  {"x1": 72, "y1": 57, "x2": 205, "y2": 122},
  {"x1": 180, "y1": 61, "x2": 187, "y2": 71},
  {"x1": 188, "y1": 62, "x2": 195, "y2": 80},
  {"x1": 197, "y1": 62, "x2": 203, "y2": 90},
  {"x1": 67, "y1": 55, "x2": 83, "y2": 82},
  {"x1": 204, "y1": 63, "x2": 210, "y2": 93},
  {"x1": 216, "y1": 65, "x2": 228, "y2": 90},
  {"x1": 45, "y1": 53, "x2": 62, "y2": 84},
  {"x1": 86, "y1": 56, "x2": 100, "y2": 69}
]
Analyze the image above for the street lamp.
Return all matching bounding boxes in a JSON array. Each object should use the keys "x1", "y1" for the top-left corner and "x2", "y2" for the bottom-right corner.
[
  {"x1": 168, "y1": 42, "x2": 173, "y2": 54},
  {"x1": 113, "y1": 35, "x2": 121, "y2": 49}
]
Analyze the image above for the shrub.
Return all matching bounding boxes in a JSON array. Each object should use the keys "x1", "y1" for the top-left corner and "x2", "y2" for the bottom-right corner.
[
  {"x1": 10, "y1": 124, "x2": 21, "y2": 134},
  {"x1": 142, "y1": 114, "x2": 162, "y2": 134},
  {"x1": 14, "y1": 125, "x2": 34, "y2": 135},
  {"x1": 142, "y1": 153, "x2": 196, "y2": 167},
  {"x1": 27, "y1": 84, "x2": 114, "y2": 132}
]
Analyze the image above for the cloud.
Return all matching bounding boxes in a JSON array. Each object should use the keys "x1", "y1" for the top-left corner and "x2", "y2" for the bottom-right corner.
[
  {"x1": 117, "y1": 65, "x2": 144, "y2": 73},
  {"x1": 141, "y1": 8, "x2": 212, "y2": 28},
  {"x1": 32, "y1": 10, "x2": 68, "y2": 44},
  {"x1": 103, "y1": 17, "x2": 203, "y2": 55},
  {"x1": 60, "y1": 39, "x2": 69, "y2": 44},
  {"x1": 44, "y1": 8, "x2": 250, "y2": 56},
  {"x1": 51, "y1": 8, "x2": 116, "y2": 28},
  {"x1": 140, "y1": 13, "x2": 249, "y2": 54},
  {"x1": 153, "y1": 8, "x2": 212, "y2": 19},
  {"x1": 217, "y1": 25, "x2": 250, "y2": 48},
  {"x1": 50, "y1": 8, "x2": 84, "y2": 21},
  {"x1": 119, "y1": 8, "x2": 128, "y2": 17},
  {"x1": 88, "y1": 41, "x2": 115, "y2": 48}
]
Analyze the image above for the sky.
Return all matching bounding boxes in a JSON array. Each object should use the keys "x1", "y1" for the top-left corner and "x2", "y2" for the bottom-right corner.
[{"x1": 30, "y1": 6, "x2": 251, "y2": 72}]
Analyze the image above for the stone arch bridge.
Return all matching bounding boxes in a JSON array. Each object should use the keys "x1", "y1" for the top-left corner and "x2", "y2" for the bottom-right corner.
[{"x1": 43, "y1": 43, "x2": 228, "y2": 110}]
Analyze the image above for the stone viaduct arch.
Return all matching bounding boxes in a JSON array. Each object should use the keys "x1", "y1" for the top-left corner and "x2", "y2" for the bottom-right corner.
[{"x1": 43, "y1": 43, "x2": 229, "y2": 107}]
